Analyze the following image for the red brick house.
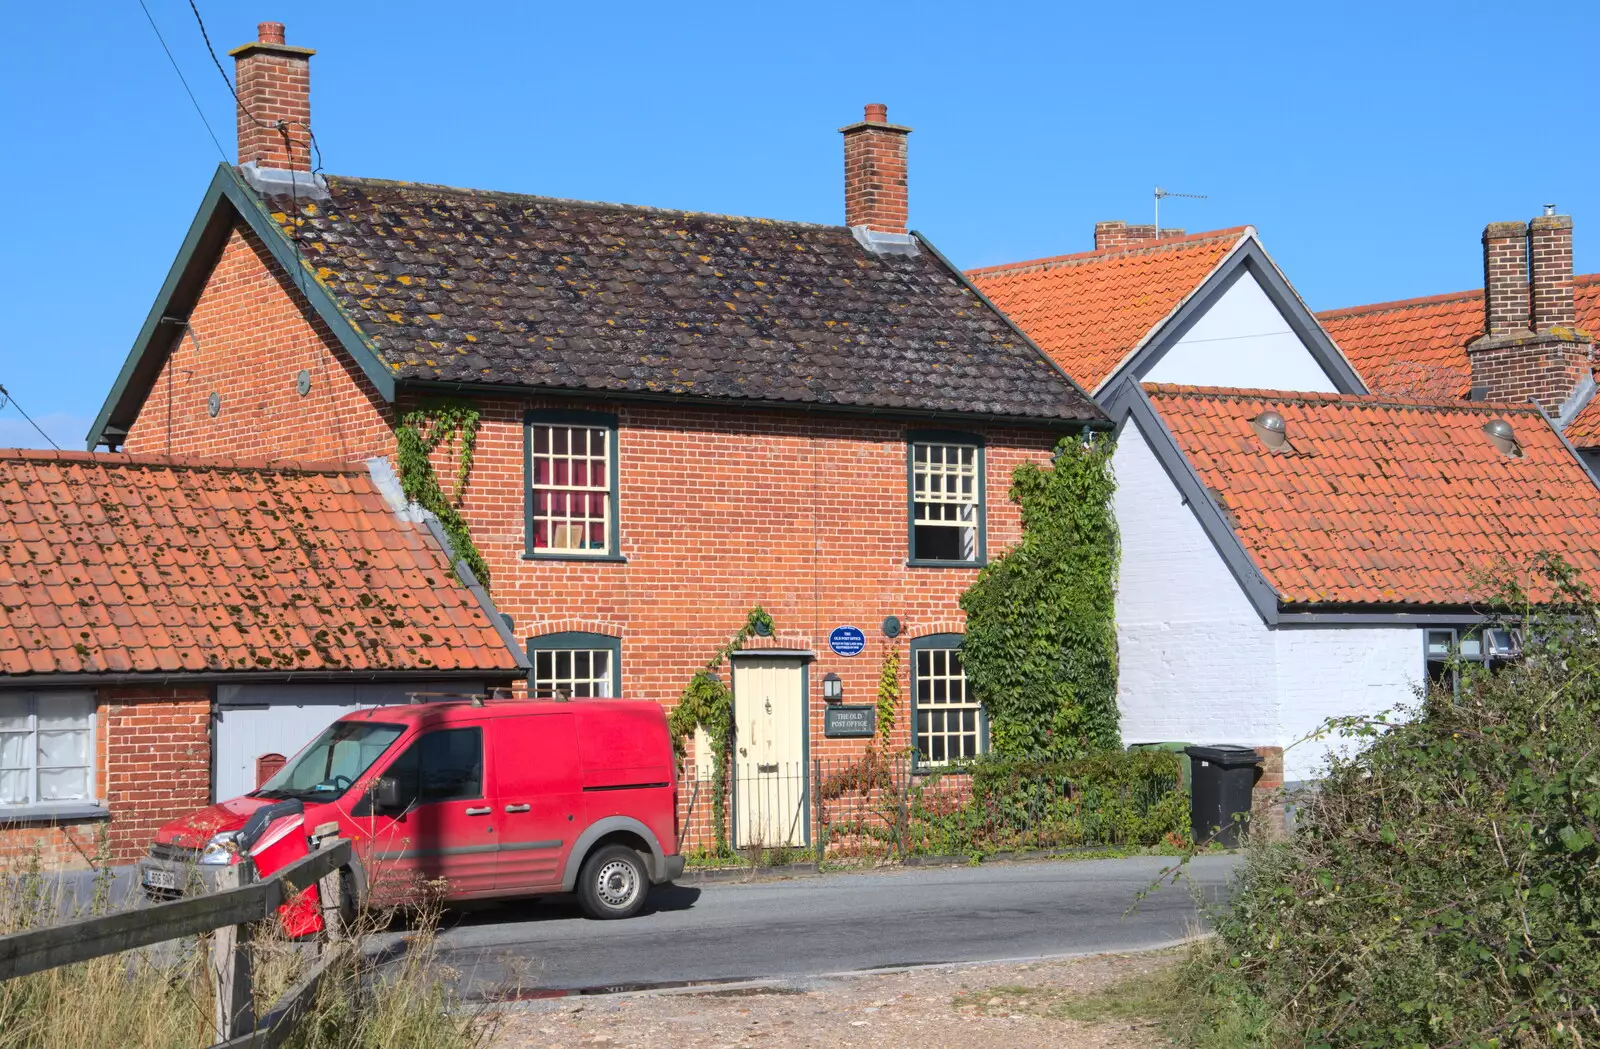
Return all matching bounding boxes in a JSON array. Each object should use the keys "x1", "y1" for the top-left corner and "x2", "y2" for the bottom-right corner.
[
  {"x1": 0, "y1": 449, "x2": 524, "y2": 866},
  {"x1": 85, "y1": 24, "x2": 1105, "y2": 849}
]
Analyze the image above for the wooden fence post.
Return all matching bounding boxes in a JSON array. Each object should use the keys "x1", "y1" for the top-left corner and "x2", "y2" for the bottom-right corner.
[
  {"x1": 210, "y1": 859, "x2": 256, "y2": 1042},
  {"x1": 316, "y1": 840, "x2": 346, "y2": 944}
]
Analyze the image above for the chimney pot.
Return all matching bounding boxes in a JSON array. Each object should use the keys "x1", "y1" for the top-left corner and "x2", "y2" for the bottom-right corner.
[
  {"x1": 840, "y1": 103, "x2": 911, "y2": 234},
  {"x1": 258, "y1": 21, "x2": 285, "y2": 45}
]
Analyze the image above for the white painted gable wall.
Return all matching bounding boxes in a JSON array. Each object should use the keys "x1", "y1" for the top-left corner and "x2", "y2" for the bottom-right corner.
[
  {"x1": 1112, "y1": 416, "x2": 1421, "y2": 782},
  {"x1": 1140, "y1": 270, "x2": 1340, "y2": 393}
]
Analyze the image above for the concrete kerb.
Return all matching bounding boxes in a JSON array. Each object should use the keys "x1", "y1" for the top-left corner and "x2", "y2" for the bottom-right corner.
[{"x1": 674, "y1": 844, "x2": 1208, "y2": 886}]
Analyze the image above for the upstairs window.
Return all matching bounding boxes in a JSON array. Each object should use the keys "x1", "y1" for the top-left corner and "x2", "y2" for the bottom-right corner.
[
  {"x1": 527, "y1": 632, "x2": 622, "y2": 698},
  {"x1": 525, "y1": 411, "x2": 619, "y2": 558},
  {"x1": 908, "y1": 432, "x2": 985, "y2": 565}
]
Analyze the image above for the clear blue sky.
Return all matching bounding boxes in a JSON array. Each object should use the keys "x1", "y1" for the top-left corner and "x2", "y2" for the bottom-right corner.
[{"x1": 2, "y1": 0, "x2": 1595, "y2": 449}]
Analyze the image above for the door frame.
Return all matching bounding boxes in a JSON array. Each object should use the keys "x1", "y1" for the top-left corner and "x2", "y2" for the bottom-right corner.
[{"x1": 728, "y1": 650, "x2": 812, "y2": 849}]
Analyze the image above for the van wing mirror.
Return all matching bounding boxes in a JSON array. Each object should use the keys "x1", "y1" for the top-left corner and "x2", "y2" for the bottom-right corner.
[{"x1": 373, "y1": 776, "x2": 402, "y2": 812}]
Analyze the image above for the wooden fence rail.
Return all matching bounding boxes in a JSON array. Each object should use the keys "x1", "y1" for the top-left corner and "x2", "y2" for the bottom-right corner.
[{"x1": 0, "y1": 837, "x2": 353, "y2": 1047}]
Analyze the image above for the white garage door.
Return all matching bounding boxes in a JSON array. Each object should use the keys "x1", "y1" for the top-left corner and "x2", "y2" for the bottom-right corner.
[{"x1": 213, "y1": 682, "x2": 482, "y2": 801}]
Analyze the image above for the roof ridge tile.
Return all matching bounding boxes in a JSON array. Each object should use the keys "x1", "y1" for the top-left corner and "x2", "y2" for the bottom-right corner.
[{"x1": 964, "y1": 226, "x2": 1251, "y2": 279}]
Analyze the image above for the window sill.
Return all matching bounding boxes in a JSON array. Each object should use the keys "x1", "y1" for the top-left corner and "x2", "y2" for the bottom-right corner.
[
  {"x1": 910, "y1": 764, "x2": 975, "y2": 777},
  {"x1": 0, "y1": 803, "x2": 111, "y2": 826},
  {"x1": 521, "y1": 552, "x2": 629, "y2": 564},
  {"x1": 906, "y1": 559, "x2": 986, "y2": 569}
]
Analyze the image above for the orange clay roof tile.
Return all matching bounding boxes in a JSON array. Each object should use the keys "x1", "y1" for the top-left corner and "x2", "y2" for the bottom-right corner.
[
  {"x1": 0, "y1": 449, "x2": 519, "y2": 679},
  {"x1": 1318, "y1": 274, "x2": 1600, "y2": 443},
  {"x1": 968, "y1": 229, "x2": 1250, "y2": 391},
  {"x1": 1144, "y1": 384, "x2": 1600, "y2": 608}
]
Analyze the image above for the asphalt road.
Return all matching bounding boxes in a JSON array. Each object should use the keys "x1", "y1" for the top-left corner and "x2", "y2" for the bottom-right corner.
[{"x1": 415, "y1": 854, "x2": 1241, "y2": 999}]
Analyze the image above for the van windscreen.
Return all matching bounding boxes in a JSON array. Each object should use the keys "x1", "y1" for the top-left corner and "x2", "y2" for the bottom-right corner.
[{"x1": 256, "y1": 721, "x2": 406, "y2": 800}]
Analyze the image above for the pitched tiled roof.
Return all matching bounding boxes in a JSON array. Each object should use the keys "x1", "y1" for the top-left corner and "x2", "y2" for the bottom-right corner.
[
  {"x1": 0, "y1": 450, "x2": 522, "y2": 678},
  {"x1": 965, "y1": 229, "x2": 1249, "y2": 392},
  {"x1": 253, "y1": 176, "x2": 1101, "y2": 424},
  {"x1": 1145, "y1": 385, "x2": 1600, "y2": 608},
  {"x1": 1564, "y1": 383, "x2": 1600, "y2": 444},
  {"x1": 1317, "y1": 274, "x2": 1600, "y2": 405}
]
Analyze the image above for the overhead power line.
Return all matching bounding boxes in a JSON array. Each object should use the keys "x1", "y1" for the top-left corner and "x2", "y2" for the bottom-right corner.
[
  {"x1": 0, "y1": 384, "x2": 63, "y2": 451},
  {"x1": 134, "y1": 0, "x2": 227, "y2": 160}
]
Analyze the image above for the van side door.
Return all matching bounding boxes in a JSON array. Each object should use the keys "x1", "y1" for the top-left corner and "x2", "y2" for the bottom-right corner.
[
  {"x1": 361, "y1": 725, "x2": 496, "y2": 899},
  {"x1": 493, "y1": 712, "x2": 580, "y2": 891}
]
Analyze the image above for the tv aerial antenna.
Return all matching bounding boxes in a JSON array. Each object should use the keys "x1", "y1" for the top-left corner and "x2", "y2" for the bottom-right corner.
[{"x1": 1154, "y1": 186, "x2": 1207, "y2": 236}]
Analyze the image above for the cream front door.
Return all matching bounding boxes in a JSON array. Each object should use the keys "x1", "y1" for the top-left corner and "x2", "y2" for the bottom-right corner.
[{"x1": 731, "y1": 656, "x2": 807, "y2": 849}]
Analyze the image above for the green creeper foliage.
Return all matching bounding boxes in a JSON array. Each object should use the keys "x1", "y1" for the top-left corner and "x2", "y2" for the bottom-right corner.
[
  {"x1": 876, "y1": 646, "x2": 900, "y2": 749},
  {"x1": 1185, "y1": 554, "x2": 1600, "y2": 1046},
  {"x1": 394, "y1": 401, "x2": 489, "y2": 588},
  {"x1": 959, "y1": 433, "x2": 1119, "y2": 758},
  {"x1": 666, "y1": 607, "x2": 775, "y2": 855}
]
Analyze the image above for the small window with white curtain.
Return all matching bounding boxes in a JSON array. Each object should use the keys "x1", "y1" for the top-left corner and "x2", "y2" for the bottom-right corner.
[{"x1": 0, "y1": 692, "x2": 96, "y2": 809}]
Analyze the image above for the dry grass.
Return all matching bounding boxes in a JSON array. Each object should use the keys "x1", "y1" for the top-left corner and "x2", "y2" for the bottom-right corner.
[{"x1": 0, "y1": 840, "x2": 495, "y2": 1049}]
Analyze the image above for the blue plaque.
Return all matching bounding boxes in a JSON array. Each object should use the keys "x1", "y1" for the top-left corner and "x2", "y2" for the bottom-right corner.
[{"x1": 828, "y1": 626, "x2": 866, "y2": 657}]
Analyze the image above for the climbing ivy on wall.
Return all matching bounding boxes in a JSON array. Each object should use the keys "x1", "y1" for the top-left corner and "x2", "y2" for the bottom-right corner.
[
  {"x1": 394, "y1": 400, "x2": 490, "y2": 587},
  {"x1": 959, "y1": 432, "x2": 1120, "y2": 759},
  {"x1": 666, "y1": 607, "x2": 776, "y2": 854},
  {"x1": 876, "y1": 645, "x2": 900, "y2": 750}
]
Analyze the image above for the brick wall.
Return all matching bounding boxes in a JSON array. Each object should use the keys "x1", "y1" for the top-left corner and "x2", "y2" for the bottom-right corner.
[
  {"x1": 123, "y1": 223, "x2": 394, "y2": 462},
  {"x1": 428, "y1": 392, "x2": 1055, "y2": 774},
  {"x1": 1251, "y1": 745, "x2": 1285, "y2": 841},
  {"x1": 102, "y1": 687, "x2": 212, "y2": 863},
  {"x1": 0, "y1": 686, "x2": 211, "y2": 869}
]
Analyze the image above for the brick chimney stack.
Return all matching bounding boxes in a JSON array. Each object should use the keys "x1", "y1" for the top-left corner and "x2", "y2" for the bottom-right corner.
[
  {"x1": 1530, "y1": 212, "x2": 1576, "y2": 330},
  {"x1": 1468, "y1": 214, "x2": 1592, "y2": 411},
  {"x1": 1481, "y1": 221, "x2": 1530, "y2": 336},
  {"x1": 840, "y1": 104, "x2": 911, "y2": 233},
  {"x1": 1094, "y1": 221, "x2": 1184, "y2": 252},
  {"x1": 229, "y1": 22, "x2": 315, "y2": 171}
]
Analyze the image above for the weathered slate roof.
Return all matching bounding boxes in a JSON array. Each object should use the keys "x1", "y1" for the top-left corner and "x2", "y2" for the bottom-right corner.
[
  {"x1": 0, "y1": 449, "x2": 524, "y2": 679},
  {"x1": 258, "y1": 176, "x2": 1102, "y2": 423}
]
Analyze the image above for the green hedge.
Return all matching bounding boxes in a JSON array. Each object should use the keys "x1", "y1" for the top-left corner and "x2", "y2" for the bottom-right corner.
[{"x1": 907, "y1": 750, "x2": 1188, "y2": 856}]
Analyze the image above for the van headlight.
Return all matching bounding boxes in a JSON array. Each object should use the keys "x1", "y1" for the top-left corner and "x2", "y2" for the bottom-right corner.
[{"x1": 198, "y1": 832, "x2": 241, "y2": 865}]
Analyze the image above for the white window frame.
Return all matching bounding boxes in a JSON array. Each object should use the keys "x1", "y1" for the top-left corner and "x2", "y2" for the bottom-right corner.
[
  {"x1": 908, "y1": 432, "x2": 986, "y2": 566},
  {"x1": 525, "y1": 411, "x2": 620, "y2": 559},
  {"x1": 526, "y1": 632, "x2": 622, "y2": 699},
  {"x1": 911, "y1": 635, "x2": 985, "y2": 767},
  {"x1": 0, "y1": 691, "x2": 98, "y2": 814}
]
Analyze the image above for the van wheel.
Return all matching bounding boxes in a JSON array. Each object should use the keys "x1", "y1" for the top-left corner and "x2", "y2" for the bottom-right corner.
[{"x1": 576, "y1": 845, "x2": 649, "y2": 920}]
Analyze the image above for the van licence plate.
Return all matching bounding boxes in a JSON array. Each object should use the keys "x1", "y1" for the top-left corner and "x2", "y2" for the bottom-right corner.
[{"x1": 142, "y1": 867, "x2": 179, "y2": 891}]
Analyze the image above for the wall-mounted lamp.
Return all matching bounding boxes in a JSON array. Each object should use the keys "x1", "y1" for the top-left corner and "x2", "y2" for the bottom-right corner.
[{"x1": 822, "y1": 672, "x2": 843, "y2": 704}]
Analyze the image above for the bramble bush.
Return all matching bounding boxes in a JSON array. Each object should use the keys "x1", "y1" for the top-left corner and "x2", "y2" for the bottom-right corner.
[{"x1": 1185, "y1": 555, "x2": 1600, "y2": 1047}]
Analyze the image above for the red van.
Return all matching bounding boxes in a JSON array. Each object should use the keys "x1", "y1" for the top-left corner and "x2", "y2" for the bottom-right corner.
[{"x1": 139, "y1": 698, "x2": 685, "y2": 920}]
